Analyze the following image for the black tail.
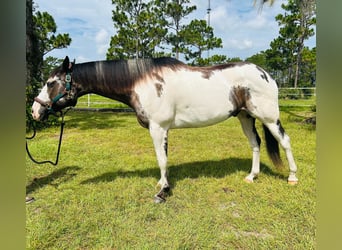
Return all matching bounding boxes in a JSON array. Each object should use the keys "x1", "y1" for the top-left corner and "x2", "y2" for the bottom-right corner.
[{"x1": 262, "y1": 125, "x2": 283, "y2": 167}]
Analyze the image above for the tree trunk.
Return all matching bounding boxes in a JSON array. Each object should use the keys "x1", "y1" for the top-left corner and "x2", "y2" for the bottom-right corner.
[
  {"x1": 26, "y1": 0, "x2": 34, "y2": 87},
  {"x1": 26, "y1": 0, "x2": 42, "y2": 96},
  {"x1": 294, "y1": 36, "x2": 304, "y2": 88}
]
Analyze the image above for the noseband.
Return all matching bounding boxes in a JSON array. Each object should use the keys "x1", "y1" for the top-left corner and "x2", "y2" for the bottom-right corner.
[{"x1": 35, "y1": 73, "x2": 73, "y2": 114}]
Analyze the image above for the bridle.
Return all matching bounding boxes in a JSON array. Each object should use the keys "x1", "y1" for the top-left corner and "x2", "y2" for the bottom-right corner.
[{"x1": 34, "y1": 72, "x2": 73, "y2": 115}]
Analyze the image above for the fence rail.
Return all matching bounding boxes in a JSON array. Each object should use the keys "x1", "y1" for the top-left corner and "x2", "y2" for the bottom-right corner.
[{"x1": 278, "y1": 87, "x2": 316, "y2": 99}]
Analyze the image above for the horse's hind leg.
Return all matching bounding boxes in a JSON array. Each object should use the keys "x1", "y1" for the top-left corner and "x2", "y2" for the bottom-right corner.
[
  {"x1": 264, "y1": 120, "x2": 298, "y2": 184},
  {"x1": 263, "y1": 120, "x2": 298, "y2": 184},
  {"x1": 149, "y1": 121, "x2": 170, "y2": 203},
  {"x1": 237, "y1": 111, "x2": 261, "y2": 182}
]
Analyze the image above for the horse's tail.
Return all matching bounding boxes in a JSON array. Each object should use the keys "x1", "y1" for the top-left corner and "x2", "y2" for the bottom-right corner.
[{"x1": 262, "y1": 125, "x2": 283, "y2": 168}]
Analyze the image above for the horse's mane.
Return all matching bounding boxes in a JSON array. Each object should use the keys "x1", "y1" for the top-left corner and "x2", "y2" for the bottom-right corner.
[
  {"x1": 52, "y1": 57, "x2": 250, "y2": 94},
  {"x1": 72, "y1": 57, "x2": 185, "y2": 93}
]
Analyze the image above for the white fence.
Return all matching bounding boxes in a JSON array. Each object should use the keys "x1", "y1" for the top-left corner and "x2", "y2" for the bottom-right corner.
[{"x1": 278, "y1": 87, "x2": 316, "y2": 99}]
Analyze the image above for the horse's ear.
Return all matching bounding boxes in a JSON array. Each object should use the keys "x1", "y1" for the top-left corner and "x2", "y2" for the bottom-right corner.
[
  {"x1": 70, "y1": 59, "x2": 76, "y2": 71},
  {"x1": 62, "y1": 56, "x2": 75, "y2": 72},
  {"x1": 62, "y1": 56, "x2": 70, "y2": 72}
]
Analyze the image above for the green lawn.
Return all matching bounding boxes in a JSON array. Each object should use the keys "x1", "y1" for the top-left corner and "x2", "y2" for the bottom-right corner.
[
  {"x1": 75, "y1": 94, "x2": 129, "y2": 109},
  {"x1": 26, "y1": 106, "x2": 316, "y2": 249}
]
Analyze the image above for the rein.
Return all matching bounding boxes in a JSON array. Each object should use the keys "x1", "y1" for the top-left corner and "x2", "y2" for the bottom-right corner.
[{"x1": 26, "y1": 108, "x2": 70, "y2": 166}]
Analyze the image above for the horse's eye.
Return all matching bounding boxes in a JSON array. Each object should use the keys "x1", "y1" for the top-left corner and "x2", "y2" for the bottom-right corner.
[{"x1": 47, "y1": 81, "x2": 56, "y2": 88}]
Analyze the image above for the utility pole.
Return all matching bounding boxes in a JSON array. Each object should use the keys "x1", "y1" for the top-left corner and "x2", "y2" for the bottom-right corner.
[{"x1": 207, "y1": 0, "x2": 211, "y2": 58}]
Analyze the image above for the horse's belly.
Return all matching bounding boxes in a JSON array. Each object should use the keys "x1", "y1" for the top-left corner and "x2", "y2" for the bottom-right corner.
[{"x1": 171, "y1": 98, "x2": 232, "y2": 128}]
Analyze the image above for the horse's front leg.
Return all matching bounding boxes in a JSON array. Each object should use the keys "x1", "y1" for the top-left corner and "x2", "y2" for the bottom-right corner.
[{"x1": 149, "y1": 122, "x2": 169, "y2": 203}]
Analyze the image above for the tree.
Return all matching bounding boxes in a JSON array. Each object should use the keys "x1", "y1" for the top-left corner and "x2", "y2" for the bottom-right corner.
[
  {"x1": 246, "y1": 52, "x2": 267, "y2": 70},
  {"x1": 299, "y1": 46, "x2": 316, "y2": 86},
  {"x1": 26, "y1": 0, "x2": 43, "y2": 128},
  {"x1": 26, "y1": 0, "x2": 42, "y2": 101},
  {"x1": 34, "y1": 11, "x2": 72, "y2": 81},
  {"x1": 157, "y1": 0, "x2": 223, "y2": 65},
  {"x1": 156, "y1": 0, "x2": 197, "y2": 59},
  {"x1": 264, "y1": 37, "x2": 290, "y2": 86},
  {"x1": 178, "y1": 19, "x2": 223, "y2": 65},
  {"x1": 107, "y1": 0, "x2": 168, "y2": 59},
  {"x1": 294, "y1": 0, "x2": 316, "y2": 88},
  {"x1": 34, "y1": 11, "x2": 72, "y2": 57},
  {"x1": 272, "y1": 0, "x2": 315, "y2": 87},
  {"x1": 107, "y1": 0, "x2": 223, "y2": 64},
  {"x1": 26, "y1": 0, "x2": 72, "y2": 125}
]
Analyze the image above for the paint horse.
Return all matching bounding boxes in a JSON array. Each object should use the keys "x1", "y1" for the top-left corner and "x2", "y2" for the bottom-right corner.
[{"x1": 32, "y1": 56, "x2": 298, "y2": 202}]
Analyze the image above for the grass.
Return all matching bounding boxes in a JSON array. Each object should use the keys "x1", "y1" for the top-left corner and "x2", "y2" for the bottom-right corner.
[
  {"x1": 75, "y1": 94, "x2": 129, "y2": 109},
  {"x1": 26, "y1": 105, "x2": 316, "y2": 249}
]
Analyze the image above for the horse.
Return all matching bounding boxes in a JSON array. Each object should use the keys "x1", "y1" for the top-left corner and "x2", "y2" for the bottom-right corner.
[{"x1": 31, "y1": 56, "x2": 298, "y2": 203}]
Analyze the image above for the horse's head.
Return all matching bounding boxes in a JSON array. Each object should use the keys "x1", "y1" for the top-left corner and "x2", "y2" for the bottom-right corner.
[{"x1": 32, "y1": 56, "x2": 77, "y2": 121}]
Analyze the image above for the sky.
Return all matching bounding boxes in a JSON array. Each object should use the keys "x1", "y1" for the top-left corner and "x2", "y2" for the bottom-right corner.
[{"x1": 34, "y1": 0, "x2": 316, "y2": 63}]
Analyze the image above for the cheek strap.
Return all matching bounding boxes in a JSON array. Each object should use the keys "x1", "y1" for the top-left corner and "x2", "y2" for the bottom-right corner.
[{"x1": 51, "y1": 73, "x2": 72, "y2": 104}]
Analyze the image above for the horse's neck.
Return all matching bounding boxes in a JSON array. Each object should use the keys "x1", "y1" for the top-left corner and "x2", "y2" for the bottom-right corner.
[{"x1": 74, "y1": 63, "x2": 133, "y2": 106}]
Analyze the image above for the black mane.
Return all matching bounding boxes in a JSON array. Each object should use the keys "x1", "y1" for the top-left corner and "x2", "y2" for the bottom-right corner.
[{"x1": 72, "y1": 57, "x2": 185, "y2": 96}]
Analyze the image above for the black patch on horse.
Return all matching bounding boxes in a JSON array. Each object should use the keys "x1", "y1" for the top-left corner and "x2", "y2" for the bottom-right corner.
[
  {"x1": 163, "y1": 135, "x2": 168, "y2": 156},
  {"x1": 252, "y1": 118, "x2": 261, "y2": 146},
  {"x1": 277, "y1": 119, "x2": 285, "y2": 138},
  {"x1": 256, "y1": 66, "x2": 269, "y2": 83}
]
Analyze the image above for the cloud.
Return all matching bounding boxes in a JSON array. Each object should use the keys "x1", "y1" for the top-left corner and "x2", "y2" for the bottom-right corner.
[
  {"x1": 226, "y1": 39, "x2": 253, "y2": 50},
  {"x1": 36, "y1": 0, "x2": 113, "y2": 61},
  {"x1": 95, "y1": 28, "x2": 110, "y2": 56},
  {"x1": 95, "y1": 29, "x2": 109, "y2": 43}
]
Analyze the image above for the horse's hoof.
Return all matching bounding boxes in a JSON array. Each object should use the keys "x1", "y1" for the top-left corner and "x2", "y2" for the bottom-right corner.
[
  {"x1": 154, "y1": 195, "x2": 166, "y2": 204},
  {"x1": 288, "y1": 180, "x2": 298, "y2": 185},
  {"x1": 244, "y1": 178, "x2": 253, "y2": 183}
]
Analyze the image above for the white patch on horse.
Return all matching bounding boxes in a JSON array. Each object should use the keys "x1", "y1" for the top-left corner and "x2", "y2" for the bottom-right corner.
[
  {"x1": 135, "y1": 68, "x2": 234, "y2": 129},
  {"x1": 31, "y1": 85, "x2": 50, "y2": 120},
  {"x1": 37, "y1": 84, "x2": 50, "y2": 102}
]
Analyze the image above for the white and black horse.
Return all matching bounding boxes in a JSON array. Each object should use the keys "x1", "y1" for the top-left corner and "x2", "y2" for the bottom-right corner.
[{"x1": 32, "y1": 56, "x2": 298, "y2": 202}]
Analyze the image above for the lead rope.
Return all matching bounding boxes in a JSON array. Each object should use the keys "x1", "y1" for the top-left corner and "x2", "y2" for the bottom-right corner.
[{"x1": 26, "y1": 109, "x2": 70, "y2": 166}]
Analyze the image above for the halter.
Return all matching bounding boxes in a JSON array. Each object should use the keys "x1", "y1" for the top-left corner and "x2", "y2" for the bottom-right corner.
[{"x1": 34, "y1": 72, "x2": 73, "y2": 114}]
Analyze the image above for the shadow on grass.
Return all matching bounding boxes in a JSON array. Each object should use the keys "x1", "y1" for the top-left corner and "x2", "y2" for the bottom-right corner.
[
  {"x1": 80, "y1": 158, "x2": 287, "y2": 187},
  {"x1": 26, "y1": 166, "x2": 81, "y2": 195}
]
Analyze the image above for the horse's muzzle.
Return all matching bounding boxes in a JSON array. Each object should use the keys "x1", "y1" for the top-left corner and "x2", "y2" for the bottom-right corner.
[{"x1": 31, "y1": 101, "x2": 49, "y2": 121}]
